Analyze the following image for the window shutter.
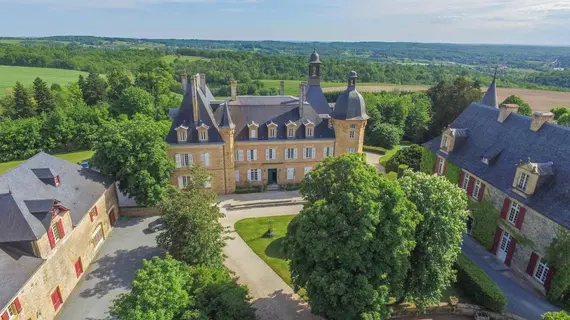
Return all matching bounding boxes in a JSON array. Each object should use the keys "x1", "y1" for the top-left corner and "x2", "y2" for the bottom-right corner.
[
  {"x1": 247, "y1": 170, "x2": 251, "y2": 181},
  {"x1": 302, "y1": 148, "x2": 306, "y2": 159},
  {"x1": 545, "y1": 266, "x2": 557, "y2": 289},
  {"x1": 188, "y1": 154, "x2": 193, "y2": 164},
  {"x1": 14, "y1": 297, "x2": 22, "y2": 313},
  {"x1": 238, "y1": 150, "x2": 244, "y2": 161},
  {"x1": 235, "y1": 169, "x2": 239, "y2": 182},
  {"x1": 175, "y1": 154, "x2": 181, "y2": 168},
  {"x1": 526, "y1": 252, "x2": 539, "y2": 276},
  {"x1": 246, "y1": 150, "x2": 251, "y2": 161},
  {"x1": 323, "y1": 147, "x2": 327, "y2": 157},
  {"x1": 500, "y1": 198, "x2": 511, "y2": 220},
  {"x1": 505, "y1": 238, "x2": 517, "y2": 266},
  {"x1": 89, "y1": 211, "x2": 94, "y2": 222},
  {"x1": 491, "y1": 227, "x2": 503, "y2": 255},
  {"x1": 466, "y1": 177, "x2": 475, "y2": 195},
  {"x1": 272, "y1": 148, "x2": 276, "y2": 160},
  {"x1": 253, "y1": 150, "x2": 258, "y2": 161},
  {"x1": 57, "y1": 220, "x2": 65, "y2": 238},
  {"x1": 294, "y1": 148, "x2": 298, "y2": 159},
  {"x1": 266, "y1": 149, "x2": 270, "y2": 160},
  {"x1": 478, "y1": 182, "x2": 486, "y2": 201},
  {"x1": 312, "y1": 148, "x2": 316, "y2": 158},
  {"x1": 458, "y1": 171, "x2": 465, "y2": 188},
  {"x1": 442, "y1": 159, "x2": 447, "y2": 175},
  {"x1": 177, "y1": 176, "x2": 184, "y2": 189},
  {"x1": 515, "y1": 207, "x2": 526, "y2": 230},
  {"x1": 257, "y1": 169, "x2": 261, "y2": 181},
  {"x1": 1, "y1": 312, "x2": 8, "y2": 320},
  {"x1": 433, "y1": 157, "x2": 439, "y2": 174},
  {"x1": 285, "y1": 149, "x2": 289, "y2": 160},
  {"x1": 48, "y1": 229, "x2": 56, "y2": 249},
  {"x1": 205, "y1": 153, "x2": 210, "y2": 167}
]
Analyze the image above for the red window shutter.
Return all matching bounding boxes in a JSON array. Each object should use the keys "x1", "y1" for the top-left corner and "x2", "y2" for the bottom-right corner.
[
  {"x1": 442, "y1": 158, "x2": 448, "y2": 175},
  {"x1": 500, "y1": 198, "x2": 511, "y2": 220},
  {"x1": 94, "y1": 206, "x2": 98, "y2": 216},
  {"x1": 478, "y1": 182, "x2": 486, "y2": 201},
  {"x1": 51, "y1": 288, "x2": 62, "y2": 310},
  {"x1": 54, "y1": 175, "x2": 60, "y2": 186},
  {"x1": 1, "y1": 312, "x2": 8, "y2": 320},
  {"x1": 75, "y1": 259, "x2": 83, "y2": 277},
  {"x1": 545, "y1": 266, "x2": 557, "y2": 290},
  {"x1": 466, "y1": 177, "x2": 475, "y2": 196},
  {"x1": 57, "y1": 220, "x2": 65, "y2": 238},
  {"x1": 89, "y1": 211, "x2": 93, "y2": 222},
  {"x1": 515, "y1": 207, "x2": 526, "y2": 230},
  {"x1": 458, "y1": 171, "x2": 465, "y2": 187},
  {"x1": 14, "y1": 297, "x2": 22, "y2": 313},
  {"x1": 491, "y1": 227, "x2": 503, "y2": 254},
  {"x1": 505, "y1": 238, "x2": 517, "y2": 266},
  {"x1": 526, "y1": 252, "x2": 539, "y2": 276},
  {"x1": 48, "y1": 229, "x2": 56, "y2": 249},
  {"x1": 433, "y1": 157, "x2": 439, "y2": 174}
]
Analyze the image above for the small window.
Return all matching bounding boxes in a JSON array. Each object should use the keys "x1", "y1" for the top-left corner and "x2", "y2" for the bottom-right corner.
[
  {"x1": 437, "y1": 157, "x2": 445, "y2": 175},
  {"x1": 534, "y1": 259, "x2": 550, "y2": 284},
  {"x1": 51, "y1": 222, "x2": 62, "y2": 242},
  {"x1": 288, "y1": 128, "x2": 295, "y2": 138},
  {"x1": 304, "y1": 167, "x2": 312, "y2": 175},
  {"x1": 250, "y1": 129, "x2": 257, "y2": 139},
  {"x1": 287, "y1": 168, "x2": 295, "y2": 180},
  {"x1": 350, "y1": 124, "x2": 356, "y2": 129},
  {"x1": 348, "y1": 148, "x2": 355, "y2": 153},
  {"x1": 179, "y1": 175, "x2": 190, "y2": 189},
  {"x1": 92, "y1": 224, "x2": 104, "y2": 250},
  {"x1": 199, "y1": 131, "x2": 207, "y2": 142},
  {"x1": 304, "y1": 147, "x2": 315, "y2": 159},
  {"x1": 461, "y1": 173, "x2": 470, "y2": 190},
  {"x1": 178, "y1": 131, "x2": 186, "y2": 142},
  {"x1": 266, "y1": 148, "x2": 276, "y2": 160},
  {"x1": 518, "y1": 172, "x2": 529, "y2": 191},
  {"x1": 508, "y1": 202, "x2": 521, "y2": 225},
  {"x1": 324, "y1": 146, "x2": 334, "y2": 157},
  {"x1": 442, "y1": 136, "x2": 448, "y2": 149},
  {"x1": 201, "y1": 153, "x2": 210, "y2": 167},
  {"x1": 247, "y1": 150, "x2": 257, "y2": 161},
  {"x1": 307, "y1": 127, "x2": 313, "y2": 137},
  {"x1": 482, "y1": 157, "x2": 489, "y2": 165},
  {"x1": 349, "y1": 130, "x2": 355, "y2": 139},
  {"x1": 285, "y1": 148, "x2": 297, "y2": 160},
  {"x1": 473, "y1": 180, "x2": 482, "y2": 199},
  {"x1": 248, "y1": 169, "x2": 260, "y2": 182},
  {"x1": 269, "y1": 128, "x2": 276, "y2": 138}
]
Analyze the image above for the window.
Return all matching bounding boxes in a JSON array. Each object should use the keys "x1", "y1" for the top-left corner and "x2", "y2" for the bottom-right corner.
[
  {"x1": 437, "y1": 157, "x2": 445, "y2": 175},
  {"x1": 74, "y1": 258, "x2": 83, "y2": 278},
  {"x1": 51, "y1": 287, "x2": 63, "y2": 311},
  {"x1": 89, "y1": 206, "x2": 98, "y2": 222},
  {"x1": 287, "y1": 168, "x2": 295, "y2": 180},
  {"x1": 304, "y1": 167, "x2": 312, "y2": 175},
  {"x1": 348, "y1": 148, "x2": 355, "y2": 153},
  {"x1": 175, "y1": 154, "x2": 193, "y2": 168},
  {"x1": 324, "y1": 146, "x2": 334, "y2": 157},
  {"x1": 288, "y1": 128, "x2": 295, "y2": 138},
  {"x1": 307, "y1": 127, "x2": 313, "y2": 137},
  {"x1": 350, "y1": 124, "x2": 356, "y2": 129},
  {"x1": 473, "y1": 180, "x2": 482, "y2": 199},
  {"x1": 266, "y1": 148, "x2": 276, "y2": 160},
  {"x1": 508, "y1": 202, "x2": 521, "y2": 224},
  {"x1": 442, "y1": 136, "x2": 448, "y2": 149},
  {"x1": 303, "y1": 147, "x2": 315, "y2": 159},
  {"x1": 518, "y1": 172, "x2": 529, "y2": 191},
  {"x1": 461, "y1": 173, "x2": 470, "y2": 190},
  {"x1": 349, "y1": 131, "x2": 355, "y2": 139},
  {"x1": 52, "y1": 222, "x2": 62, "y2": 242},
  {"x1": 178, "y1": 175, "x2": 190, "y2": 189},
  {"x1": 201, "y1": 153, "x2": 210, "y2": 167},
  {"x1": 3, "y1": 298, "x2": 21, "y2": 319},
  {"x1": 235, "y1": 149, "x2": 244, "y2": 162},
  {"x1": 247, "y1": 150, "x2": 257, "y2": 161},
  {"x1": 92, "y1": 224, "x2": 104, "y2": 249},
  {"x1": 54, "y1": 175, "x2": 61, "y2": 186},
  {"x1": 178, "y1": 131, "x2": 186, "y2": 142},
  {"x1": 199, "y1": 131, "x2": 207, "y2": 142},
  {"x1": 235, "y1": 169, "x2": 239, "y2": 182},
  {"x1": 285, "y1": 148, "x2": 297, "y2": 160},
  {"x1": 534, "y1": 259, "x2": 550, "y2": 284},
  {"x1": 248, "y1": 169, "x2": 260, "y2": 182},
  {"x1": 269, "y1": 128, "x2": 276, "y2": 138},
  {"x1": 250, "y1": 129, "x2": 257, "y2": 139},
  {"x1": 204, "y1": 178, "x2": 212, "y2": 189}
]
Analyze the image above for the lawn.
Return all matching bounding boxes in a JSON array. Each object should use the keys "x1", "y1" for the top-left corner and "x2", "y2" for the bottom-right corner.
[
  {"x1": 234, "y1": 214, "x2": 471, "y2": 305},
  {"x1": 161, "y1": 55, "x2": 211, "y2": 64},
  {"x1": 0, "y1": 150, "x2": 94, "y2": 174},
  {"x1": 0, "y1": 65, "x2": 86, "y2": 97}
]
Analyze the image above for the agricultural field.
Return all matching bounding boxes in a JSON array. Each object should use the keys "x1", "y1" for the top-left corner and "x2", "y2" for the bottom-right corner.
[
  {"x1": 0, "y1": 65, "x2": 86, "y2": 97},
  {"x1": 162, "y1": 54, "x2": 210, "y2": 64}
]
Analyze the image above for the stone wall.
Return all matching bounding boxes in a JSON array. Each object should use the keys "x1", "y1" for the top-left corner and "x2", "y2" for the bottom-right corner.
[
  {"x1": 9, "y1": 184, "x2": 119, "y2": 320},
  {"x1": 332, "y1": 119, "x2": 367, "y2": 154},
  {"x1": 120, "y1": 206, "x2": 161, "y2": 217}
]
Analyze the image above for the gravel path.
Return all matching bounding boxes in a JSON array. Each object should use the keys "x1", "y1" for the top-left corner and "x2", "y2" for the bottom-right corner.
[{"x1": 220, "y1": 204, "x2": 323, "y2": 320}]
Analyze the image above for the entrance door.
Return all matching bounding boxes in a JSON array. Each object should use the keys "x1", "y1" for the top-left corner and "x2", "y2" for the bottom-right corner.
[
  {"x1": 497, "y1": 231, "x2": 511, "y2": 262},
  {"x1": 268, "y1": 168, "x2": 278, "y2": 185}
]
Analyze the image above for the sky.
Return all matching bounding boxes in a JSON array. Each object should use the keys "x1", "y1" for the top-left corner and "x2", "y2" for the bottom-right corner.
[{"x1": 1, "y1": 0, "x2": 570, "y2": 45}]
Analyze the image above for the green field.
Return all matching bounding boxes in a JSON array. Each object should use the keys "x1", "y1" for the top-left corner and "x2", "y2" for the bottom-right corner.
[
  {"x1": 259, "y1": 79, "x2": 426, "y2": 96},
  {"x1": 0, "y1": 65, "x2": 86, "y2": 97},
  {"x1": 162, "y1": 55, "x2": 210, "y2": 64},
  {"x1": 0, "y1": 150, "x2": 94, "y2": 174}
]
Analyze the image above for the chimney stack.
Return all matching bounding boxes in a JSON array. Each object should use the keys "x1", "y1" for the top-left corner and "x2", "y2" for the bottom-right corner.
[
  {"x1": 279, "y1": 80, "x2": 285, "y2": 96},
  {"x1": 191, "y1": 75, "x2": 199, "y2": 123},
  {"x1": 181, "y1": 72, "x2": 188, "y2": 95},
  {"x1": 199, "y1": 72, "x2": 206, "y2": 94},
  {"x1": 299, "y1": 82, "x2": 306, "y2": 116},
  {"x1": 530, "y1": 112, "x2": 555, "y2": 132},
  {"x1": 498, "y1": 104, "x2": 519, "y2": 123},
  {"x1": 230, "y1": 80, "x2": 237, "y2": 101}
]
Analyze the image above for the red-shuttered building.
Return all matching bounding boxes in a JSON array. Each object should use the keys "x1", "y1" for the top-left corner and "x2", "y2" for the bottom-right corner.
[
  {"x1": 424, "y1": 79, "x2": 570, "y2": 295},
  {"x1": 0, "y1": 153, "x2": 119, "y2": 319}
]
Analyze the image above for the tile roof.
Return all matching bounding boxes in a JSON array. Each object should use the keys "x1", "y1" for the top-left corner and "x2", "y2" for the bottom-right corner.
[
  {"x1": 0, "y1": 152, "x2": 114, "y2": 242},
  {"x1": 0, "y1": 245, "x2": 43, "y2": 310},
  {"x1": 425, "y1": 103, "x2": 570, "y2": 228}
]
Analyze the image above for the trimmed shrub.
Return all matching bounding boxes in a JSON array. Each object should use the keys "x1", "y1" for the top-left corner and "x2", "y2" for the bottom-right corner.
[
  {"x1": 455, "y1": 253, "x2": 507, "y2": 312},
  {"x1": 363, "y1": 145, "x2": 387, "y2": 155},
  {"x1": 385, "y1": 144, "x2": 422, "y2": 173},
  {"x1": 368, "y1": 123, "x2": 402, "y2": 149},
  {"x1": 420, "y1": 146, "x2": 437, "y2": 174}
]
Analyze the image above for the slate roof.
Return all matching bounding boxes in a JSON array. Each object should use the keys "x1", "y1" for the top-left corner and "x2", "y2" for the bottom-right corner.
[
  {"x1": 306, "y1": 85, "x2": 331, "y2": 114},
  {"x1": 0, "y1": 245, "x2": 43, "y2": 310},
  {"x1": 331, "y1": 72, "x2": 369, "y2": 121},
  {"x1": 425, "y1": 103, "x2": 570, "y2": 228},
  {"x1": 481, "y1": 76, "x2": 498, "y2": 108},
  {"x1": 0, "y1": 152, "x2": 114, "y2": 242}
]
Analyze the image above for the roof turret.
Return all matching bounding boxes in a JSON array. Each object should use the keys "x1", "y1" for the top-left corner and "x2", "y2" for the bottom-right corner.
[
  {"x1": 481, "y1": 72, "x2": 498, "y2": 108},
  {"x1": 330, "y1": 71, "x2": 369, "y2": 121}
]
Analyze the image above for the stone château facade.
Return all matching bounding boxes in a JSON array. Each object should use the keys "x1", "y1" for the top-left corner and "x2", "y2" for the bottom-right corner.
[{"x1": 165, "y1": 51, "x2": 368, "y2": 194}]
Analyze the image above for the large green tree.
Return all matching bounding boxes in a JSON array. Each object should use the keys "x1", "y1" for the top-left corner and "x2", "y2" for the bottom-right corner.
[
  {"x1": 501, "y1": 95, "x2": 533, "y2": 117},
  {"x1": 135, "y1": 60, "x2": 173, "y2": 119},
  {"x1": 112, "y1": 86, "x2": 155, "y2": 118},
  {"x1": 107, "y1": 70, "x2": 133, "y2": 103},
  {"x1": 79, "y1": 72, "x2": 108, "y2": 105},
  {"x1": 92, "y1": 115, "x2": 173, "y2": 206},
  {"x1": 398, "y1": 171, "x2": 469, "y2": 308},
  {"x1": 404, "y1": 93, "x2": 431, "y2": 143},
  {"x1": 12, "y1": 81, "x2": 35, "y2": 119},
  {"x1": 427, "y1": 77, "x2": 482, "y2": 139},
  {"x1": 157, "y1": 165, "x2": 226, "y2": 266},
  {"x1": 33, "y1": 77, "x2": 55, "y2": 114},
  {"x1": 283, "y1": 154, "x2": 420, "y2": 319}
]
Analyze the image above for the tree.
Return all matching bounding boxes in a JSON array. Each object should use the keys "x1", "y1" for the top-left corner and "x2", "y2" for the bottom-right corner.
[
  {"x1": 542, "y1": 311, "x2": 570, "y2": 320},
  {"x1": 135, "y1": 60, "x2": 173, "y2": 119},
  {"x1": 377, "y1": 94, "x2": 410, "y2": 128},
  {"x1": 404, "y1": 94, "x2": 431, "y2": 143},
  {"x1": 112, "y1": 86, "x2": 154, "y2": 118},
  {"x1": 157, "y1": 165, "x2": 226, "y2": 266},
  {"x1": 11, "y1": 81, "x2": 35, "y2": 119},
  {"x1": 107, "y1": 70, "x2": 132, "y2": 103},
  {"x1": 501, "y1": 95, "x2": 532, "y2": 117},
  {"x1": 551, "y1": 106, "x2": 570, "y2": 120},
  {"x1": 79, "y1": 72, "x2": 108, "y2": 105},
  {"x1": 92, "y1": 115, "x2": 174, "y2": 206},
  {"x1": 33, "y1": 77, "x2": 55, "y2": 114},
  {"x1": 385, "y1": 144, "x2": 423, "y2": 173},
  {"x1": 283, "y1": 154, "x2": 420, "y2": 319},
  {"x1": 111, "y1": 255, "x2": 191, "y2": 320},
  {"x1": 398, "y1": 171, "x2": 469, "y2": 307},
  {"x1": 427, "y1": 77, "x2": 482, "y2": 139},
  {"x1": 368, "y1": 122, "x2": 402, "y2": 149}
]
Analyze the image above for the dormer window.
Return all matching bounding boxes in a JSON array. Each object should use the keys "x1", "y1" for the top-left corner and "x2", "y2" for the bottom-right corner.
[
  {"x1": 441, "y1": 128, "x2": 467, "y2": 154},
  {"x1": 513, "y1": 160, "x2": 554, "y2": 197},
  {"x1": 442, "y1": 136, "x2": 449, "y2": 149},
  {"x1": 269, "y1": 128, "x2": 276, "y2": 138},
  {"x1": 307, "y1": 127, "x2": 313, "y2": 137},
  {"x1": 196, "y1": 123, "x2": 210, "y2": 142},
  {"x1": 175, "y1": 125, "x2": 189, "y2": 143},
  {"x1": 481, "y1": 157, "x2": 489, "y2": 165},
  {"x1": 248, "y1": 121, "x2": 259, "y2": 140},
  {"x1": 517, "y1": 172, "x2": 529, "y2": 191},
  {"x1": 266, "y1": 121, "x2": 278, "y2": 139},
  {"x1": 54, "y1": 175, "x2": 61, "y2": 186},
  {"x1": 286, "y1": 120, "x2": 298, "y2": 139}
]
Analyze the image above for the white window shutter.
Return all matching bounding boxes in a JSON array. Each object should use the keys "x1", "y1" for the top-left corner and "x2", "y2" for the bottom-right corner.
[
  {"x1": 177, "y1": 176, "x2": 184, "y2": 189},
  {"x1": 294, "y1": 148, "x2": 298, "y2": 159},
  {"x1": 272, "y1": 148, "x2": 276, "y2": 160},
  {"x1": 201, "y1": 153, "x2": 205, "y2": 163},
  {"x1": 302, "y1": 148, "x2": 306, "y2": 159},
  {"x1": 175, "y1": 154, "x2": 181, "y2": 168},
  {"x1": 312, "y1": 148, "x2": 316, "y2": 158},
  {"x1": 285, "y1": 149, "x2": 289, "y2": 160},
  {"x1": 254, "y1": 150, "x2": 258, "y2": 161},
  {"x1": 266, "y1": 149, "x2": 270, "y2": 160},
  {"x1": 238, "y1": 149, "x2": 244, "y2": 161},
  {"x1": 257, "y1": 169, "x2": 261, "y2": 181},
  {"x1": 247, "y1": 150, "x2": 251, "y2": 161},
  {"x1": 235, "y1": 169, "x2": 239, "y2": 182},
  {"x1": 247, "y1": 169, "x2": 251, "y2": 181},
  {"x1": 188, "y1": 154, "x2": 193, "y2": 164},
  {"x1": 323, "y1": 147, "x2": 327, "y2": 157}
]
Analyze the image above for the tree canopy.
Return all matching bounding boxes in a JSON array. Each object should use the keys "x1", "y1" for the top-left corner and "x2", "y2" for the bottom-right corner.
[{"x1": 501, "y1": 95, "x2": 533, "y2": 117}]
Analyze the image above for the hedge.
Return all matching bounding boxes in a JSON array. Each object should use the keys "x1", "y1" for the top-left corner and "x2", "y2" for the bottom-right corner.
[
  {"x1": 455, "y1": 253, "x2": 507, "y2": 312},
  {"x1": 469, "y1": 200, "x2": 500, "y2": 251},
  {"x1": 420, "y1": 146, "x2": 437, "y2": 174},
  {"x1": 445, "y1": 161, "x2": 462, "y2": 185},
  {"x1": 363, "y1": 145, "x2": 387, "y2": 155}
]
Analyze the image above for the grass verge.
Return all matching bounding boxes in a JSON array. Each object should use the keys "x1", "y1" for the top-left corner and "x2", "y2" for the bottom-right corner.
[{"x1": 0, "y1": 150, "x2": 94, "y2": 174}]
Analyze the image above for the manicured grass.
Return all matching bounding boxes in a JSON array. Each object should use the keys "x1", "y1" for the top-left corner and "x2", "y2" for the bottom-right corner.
[
  {"x1": 161, "y1": 55, "x2": 211, "y2": 64},
  {"x1": 0, "y1": 150, "x2": 94, "y2": 174},
  {"x1": 0, "y1": 65, "x2": 86, "y2": 97}
]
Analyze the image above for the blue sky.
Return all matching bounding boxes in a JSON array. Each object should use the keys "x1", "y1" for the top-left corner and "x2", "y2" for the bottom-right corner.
[{"x1": 1, "y1": 0, "x2": 570, "y2": 45}]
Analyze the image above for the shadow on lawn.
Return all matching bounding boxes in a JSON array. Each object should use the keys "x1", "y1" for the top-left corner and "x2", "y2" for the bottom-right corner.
[
  {"x1": 253, "y1": 289, "x2": 323, "y2": 320},
  {"x1": 264, "y1": 237, "x2": 286, "y2": 259}
]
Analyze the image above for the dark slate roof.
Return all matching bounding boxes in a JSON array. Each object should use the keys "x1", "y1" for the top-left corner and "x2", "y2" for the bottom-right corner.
[
  {"x1": 306, "y1": 85, "x2": 331, "y2": 114},
  {"x1": 213, "y1": 96, "x2": 335, "y2": 141},
  {"x1": 218, "y1": 102, "x2": 235, "y2": 128},
  {"x1": 0, "y1": 152, "x2": 114, "y2": 242},
  {"x1": 481, "y1": 77, "x2": 498, "y2": 108},
  {"x1": 0, "y1": 245, "x2": 43, "y2": 310},
  {"x1": 310, "y1": 50, "x2": 321, "y2": 64},
  {"x1": 331, "y1": 73, "x2": 369, "y2": 121},
  {"x1": 425, "y1": 103, "x2": 570, "y2": 228},
  {"x1": 450, "y1": 128, "x2": 468, "y2": 138}
]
